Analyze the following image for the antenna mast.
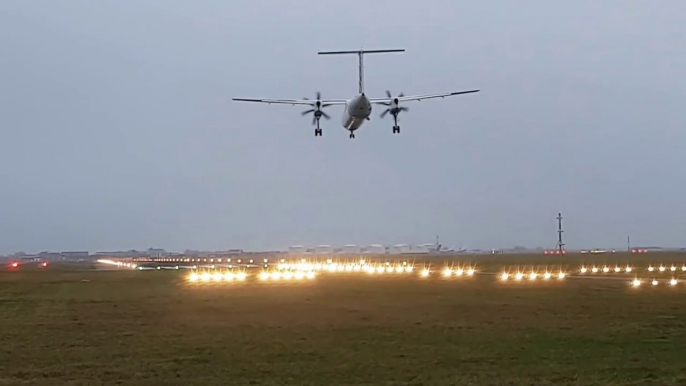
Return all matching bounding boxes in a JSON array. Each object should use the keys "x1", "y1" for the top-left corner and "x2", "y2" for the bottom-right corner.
[{"x1": 555, "y1": 212, "x2": 565, "y2": 253}]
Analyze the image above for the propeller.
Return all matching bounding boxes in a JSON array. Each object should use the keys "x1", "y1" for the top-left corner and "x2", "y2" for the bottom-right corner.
[
  {"x1": 380, "y1": 90, "x2": 409, "y2": 118},
  {"x1": 301, "y1": 91, "x2": 331, "y2": 125}
]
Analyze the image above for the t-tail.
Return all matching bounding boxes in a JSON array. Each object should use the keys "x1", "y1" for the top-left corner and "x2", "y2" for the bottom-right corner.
[{"x1": 317, "y1": 49, "x2": 405, "y2": 94}]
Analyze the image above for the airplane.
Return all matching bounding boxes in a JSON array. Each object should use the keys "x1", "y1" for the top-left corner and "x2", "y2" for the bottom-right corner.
[{"x1": 232, "y1": 49, "x2": 480, "y2": 139}]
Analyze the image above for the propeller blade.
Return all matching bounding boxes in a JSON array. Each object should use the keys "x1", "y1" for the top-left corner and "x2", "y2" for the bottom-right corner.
[
  {"x1": 386, "y1": 90, "x2": 392, "y2": 98},
  {"x1": 379, "y1": 102, "x2": 391, "y2": 106},
  {"x1": 322, "y1": 103, "x2": 332, "y2": 108},
  {"x1": 301, "y1": 109, "x2": 314, "y2": 115},
  {"x1": 380, "y1": 109, "x2": 390, "y2": 118},
  {"x1": 316, "y1": 91, "x2": 321, "y2": 100},
  {"x1": 321, "y1": 111, "x2": 330, "y2": 120},
  {"x1": 398, "y1": 92, "x2": 405, "y2": 98},
  {"x1": 399, "y1": 106, "x2": 409, "y2": 112},
  {"x1": 312, "y1": 116, "x2": 317, "y2": 125}
]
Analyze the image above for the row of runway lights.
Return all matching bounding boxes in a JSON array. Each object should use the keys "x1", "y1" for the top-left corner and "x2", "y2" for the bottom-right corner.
[
  {"x1": 499, "y1": 271, "x2": 566, "y2": 281},
  {"x1": 99, "y1": 258, "x2": 686, "y2": 274},
  {"x1": 97, "y1": 259, "x2": 138, "y2": 269},
  {"x1": 188, "y1": 270, "x2": 316, "y2": 282},
  {"x1": 579, "y1": 265, "x2": 686, "y2": 274},
  {"x1": 185, "y1": 269, "x2": 682, "y2": 287},
  {"x1": 631, "y1": 278, "x2": 680, "y2": 287}
]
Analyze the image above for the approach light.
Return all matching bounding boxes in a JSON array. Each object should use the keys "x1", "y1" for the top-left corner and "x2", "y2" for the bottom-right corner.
[
  {"x1": 670, "y1": 278, "x2": 678, "y2": 286},
  {"x1": 592, "y1": 267, "x2": 599, "y2": 273},
  {"x1": 421, "y1": 269, "x2": 430, "y2": 277},
  {"x1": 189, "y1": 273, "x2": 199, "y2": 282},
  {"x1": 652, "y1": 279, "x2": 658, "y2": 286},
  {"x1": 659, "y1": 266, "x2": 666, "y2": 272},
  {"x1": 543, "y1": 272, "x2": 552, "y2": 280},
  {"x1": 500, "y1": 272, "x2": 510, "y2": 281},
  {"x1": 580, "y1": 267, "x2": 588, "y2": 274},
  {"x1": 467, "y1": 268, "x2": 475, "y2": 276},
  {"x1": 442, "y1": 268, "x2": 452, "y2": 277},
  {"x1": 515, "y1": 272, "x2": 524, "y2": 281},
  {"x1": 632, "y1": 279, "x2": 641, "y2": 287}
]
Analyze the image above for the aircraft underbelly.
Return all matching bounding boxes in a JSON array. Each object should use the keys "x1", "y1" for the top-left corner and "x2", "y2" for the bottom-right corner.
[
  {"x1": 343, "y1": 115, "x2": 366, "y2": 131},
  {"x1": 341, "y1": 102, "x2": 369, "y2": 131}
]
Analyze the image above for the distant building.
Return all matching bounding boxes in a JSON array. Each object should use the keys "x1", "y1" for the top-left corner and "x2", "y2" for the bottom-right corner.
[
  {"x1": 39, "y1": 252, "x2": 65, "y2": 261},
  {"x1": 61, "y1": 251, "x2": 89, "y2": 260},
  {"x1": 147, "y1": 248, "x2": 167, "y2": 258},
  {"x1": 342, "y1": 244, "x2": 360, "y2": 254},
  {"x1": 288, "y1": 245, "x2": 307, "y2": 255},
  {"x1": 315, "y1": 245, "x2": 334, "y2": 254},
  {"x1": 368, "y1": 244, "x2": 386, "y2": 254}
]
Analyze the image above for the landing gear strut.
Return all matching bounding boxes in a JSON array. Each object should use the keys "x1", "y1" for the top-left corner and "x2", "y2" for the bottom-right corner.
[
  {"x1": 392, "y1": 114, "x2": 400, "y2": 134},
  {"x1": 314, "y1": 115, "x2": 323, "y2": 137}
]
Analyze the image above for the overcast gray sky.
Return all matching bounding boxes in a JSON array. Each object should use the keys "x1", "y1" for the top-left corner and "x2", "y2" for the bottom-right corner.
[{"x1": 1, "y1": 0, "x2": 684, "y2": 253}]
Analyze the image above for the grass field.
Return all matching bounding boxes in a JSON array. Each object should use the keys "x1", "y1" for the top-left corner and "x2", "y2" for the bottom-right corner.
[{"x1": 2, "y1": 253, "x2": 686, "y2": 385}]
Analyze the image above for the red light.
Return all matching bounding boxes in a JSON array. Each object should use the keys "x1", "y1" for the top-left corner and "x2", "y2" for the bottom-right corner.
[
  {"x1": 41, "y1": 262, "x2": 48, "y2": 268},
  {"x1": 10, "y1": 262, "x2": 18, "y2": 268},
  {"x1": 632, "y1": 249, "x2": 636, "y2": 253}
]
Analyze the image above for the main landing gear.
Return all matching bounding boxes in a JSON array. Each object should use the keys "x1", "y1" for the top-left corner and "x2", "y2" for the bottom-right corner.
[
  {"x1": 349, "y1": 132, "x2": 355, "y2": 139},
  {"x1": 392, "y1": 125, "x2": 400, "y2": 134},
  {"x1": 314, "y1": 128, "x2": 322, "y2": 137}
]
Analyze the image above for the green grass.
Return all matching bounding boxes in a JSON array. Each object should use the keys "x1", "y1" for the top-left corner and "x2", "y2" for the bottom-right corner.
[{"x1": 2, "y1": 254, "x2": 686, "y2": 385}]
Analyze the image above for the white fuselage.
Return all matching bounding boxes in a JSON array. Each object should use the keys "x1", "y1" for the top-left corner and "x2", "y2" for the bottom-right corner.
[{"x1": 341, "y1": 93, "x2": 371, "y2": 132}]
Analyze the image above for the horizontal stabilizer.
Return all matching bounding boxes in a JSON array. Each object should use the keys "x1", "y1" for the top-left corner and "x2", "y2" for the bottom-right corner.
[{"x1": 318, "y1": 49, "x2": 405, "y2": 55}]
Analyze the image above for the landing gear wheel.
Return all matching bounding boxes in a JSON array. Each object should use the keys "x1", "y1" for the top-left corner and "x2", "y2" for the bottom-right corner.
[
  {"x1": 393, "y1": 126, "x2": 400, "y2": 134},
  {"x1": 349, "y1": 133, "x2": 355, "y2": 139},
  {"x1": 314, "y1": 128, "x2": 322, "y2": 137}
]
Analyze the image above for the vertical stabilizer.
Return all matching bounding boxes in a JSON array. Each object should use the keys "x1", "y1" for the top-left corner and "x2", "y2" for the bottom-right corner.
[{"x1": 318, "y1": 49, "x2": 405, "y2": 94}]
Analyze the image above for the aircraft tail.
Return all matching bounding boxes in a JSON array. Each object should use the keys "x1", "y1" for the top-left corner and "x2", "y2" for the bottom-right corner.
[{"x1": 318, "y1": 49, "x2": 405, "y2": 94}]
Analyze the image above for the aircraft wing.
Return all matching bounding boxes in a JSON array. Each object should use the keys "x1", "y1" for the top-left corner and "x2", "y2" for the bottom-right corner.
[
  {"x1": 369, "y1": 90, "x2": 479, "y2": 104},
  {"x1": 232, "y1": 98, "x2": 348, "y2": 106}
]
